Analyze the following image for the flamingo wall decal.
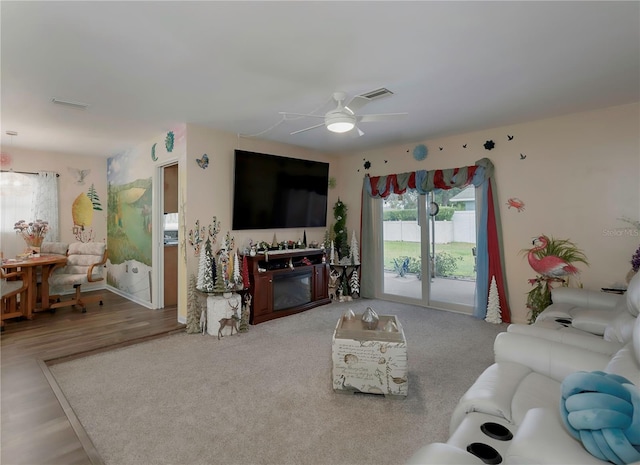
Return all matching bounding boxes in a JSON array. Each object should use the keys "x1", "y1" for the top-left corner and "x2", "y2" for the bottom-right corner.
[
  {"x1": 527, "y1": 235, "x2": 580, "y2": 278},
  {"x1": 523, "y1": 235, "x2": 588, "y2": 323}
]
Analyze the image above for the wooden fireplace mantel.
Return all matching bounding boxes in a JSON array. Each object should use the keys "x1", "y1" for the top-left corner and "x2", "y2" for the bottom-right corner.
[{"x1": 242, "y1": 248, "x2": 329, "y2": 324}]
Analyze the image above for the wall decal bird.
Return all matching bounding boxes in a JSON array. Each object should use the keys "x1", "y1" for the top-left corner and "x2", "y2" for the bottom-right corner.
[
  {"x1": 520, "y1": 153, "x2": 527, "y2": 160},
  {"x1": 527, "y1": 236, "x2": 581, "y2": 278},
  {"x1": 462, "y1": 144, "x2": 467, "y2": 148},
  {"x1": 68, "y1": 167, "x2": 91, "y2": 185},
  {"x1": 196, "y1": 154, "x2": 209, "y2": 169},
  {"x1": 508, "y1": 135, "x2": 514, "y2": 141}
]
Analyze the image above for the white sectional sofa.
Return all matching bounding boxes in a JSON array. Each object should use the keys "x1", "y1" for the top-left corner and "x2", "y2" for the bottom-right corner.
[
  {"x1": 532, "y1": 275, "x2": 638, "y2": 340},
  {"x1": 407, "y1": 273, "x2": 640, "y2": 465},
  {"x1": 508, "y1": 272, "x2": 639, "y2": 354}
]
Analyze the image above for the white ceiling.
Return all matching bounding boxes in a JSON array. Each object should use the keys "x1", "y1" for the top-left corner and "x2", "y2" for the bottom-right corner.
[{"x1": 2, "y1": 1, "x2": 639, "y2": 158}]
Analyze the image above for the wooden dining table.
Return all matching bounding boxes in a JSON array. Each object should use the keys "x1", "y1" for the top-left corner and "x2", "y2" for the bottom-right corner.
[{"x1": 1, "y1": 254, "x2": 68, "y2": 320}]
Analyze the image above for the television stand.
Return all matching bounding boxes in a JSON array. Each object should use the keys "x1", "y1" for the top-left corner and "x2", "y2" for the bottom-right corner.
[{"x1": 243, "y1": 248, "x2": 330, "y2": 324}]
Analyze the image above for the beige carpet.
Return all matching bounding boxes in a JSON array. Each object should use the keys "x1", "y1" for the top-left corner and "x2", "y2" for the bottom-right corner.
[{"x1": 50, "y1": 299, "x2": 506, "y2": 465}]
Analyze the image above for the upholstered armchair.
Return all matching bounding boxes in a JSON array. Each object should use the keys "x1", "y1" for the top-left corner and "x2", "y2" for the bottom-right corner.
[
  {"x1": 1, "y1": 268, "x2": 29, "y2": 328},
  {"x1": 48, "y1": 242, "x2": 107, "y2": 313},
  {"x1": 37, "y1": 241, "x2": 69, "y2": 299},
  {"x1": 40, "y1": 241, "x2": 69, "y2": 256}
]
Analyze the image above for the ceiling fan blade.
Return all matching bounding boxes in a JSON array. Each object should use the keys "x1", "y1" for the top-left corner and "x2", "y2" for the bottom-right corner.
[
  {"x1": 358, "y1": 112, "x2": 408, "y2": 123},
  {"x1": 290, "y1": 122, "x2": 325, "y2": 135},
  {"x1": 344, "y1": 95, "x2": 371, "y2": 114},
  {"x1": 279, "y1": 112, "x2": 324, "y2": 119}
]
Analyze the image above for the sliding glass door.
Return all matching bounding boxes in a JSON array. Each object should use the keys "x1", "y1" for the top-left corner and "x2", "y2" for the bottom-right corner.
[
  {"x1": 427, "y1": 189, "x2": 476, "y2": 312},
  {"x1": 379, "y1": 190, "x2": 476, "y2": 313},
  {"x1": 381, "y1": 192, "x2": 428, "y2": 304}
]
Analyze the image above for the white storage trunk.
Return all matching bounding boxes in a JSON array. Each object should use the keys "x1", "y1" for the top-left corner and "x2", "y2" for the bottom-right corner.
[
  {"x1": 206, "y1": 294, "x2": 241, "y2": 337},
  {"x1": 332, "y1": 315, "x2": 408, "y2": 397}
]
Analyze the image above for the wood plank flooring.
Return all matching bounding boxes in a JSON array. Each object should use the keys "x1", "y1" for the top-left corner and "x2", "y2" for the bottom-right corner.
[{"x1": 1, "y1": 290, "x2": 184, "y2": 465}]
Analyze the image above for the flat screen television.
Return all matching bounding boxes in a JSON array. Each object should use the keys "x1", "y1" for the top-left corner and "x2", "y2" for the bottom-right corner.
[{"x1": 232, "y1": 150, "x2": 329, "y2": 231}]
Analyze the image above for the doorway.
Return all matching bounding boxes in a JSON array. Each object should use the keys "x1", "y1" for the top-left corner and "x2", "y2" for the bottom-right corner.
[{"x1": 162, "y1": 163, "x2": 178, "y2": 307}]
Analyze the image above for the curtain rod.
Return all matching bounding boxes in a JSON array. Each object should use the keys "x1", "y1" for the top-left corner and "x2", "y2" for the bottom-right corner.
[{"x1": 1, "y1": 169, "x2": 59, "y2": 177}]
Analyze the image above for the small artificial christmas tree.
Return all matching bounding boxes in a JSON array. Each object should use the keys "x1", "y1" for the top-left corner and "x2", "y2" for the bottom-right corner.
[
  {"x1": 323, "y1": 226, "x2": 335, "y2": 250},
  {"x1": 233, "y1": 251, "x2": 240, "y2": 289},
  {"x1": 186, "y1": 274, "x2": 202, "y2": 333},
  {"x1": 196, "y1": 241, "x2": 207, "y2": 289},
  {"x1": 350, "y1": 231, "x2": 360, "y2": 265},
  {"x1": 485, "y1": 275, "x2": 502, "y2": 324},
  {"x1": 239, "y1": 293, "x2": 251, "y2": 333},
  {"x1": 212, "y1": 253, "x2": 227, "y2": 294},
  {"x1": 197, "y1": 237, "x2": 215, "y2": 292},
  {"x1": 340, "y1": 275, "x2": 349, "y2": 298},
  {"x1": 349, "y1": 269, "x2": 360, "y2": 297}
]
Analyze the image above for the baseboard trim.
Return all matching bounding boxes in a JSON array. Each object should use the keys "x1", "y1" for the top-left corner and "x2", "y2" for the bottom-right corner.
[{"x1": 105, "y1": 285, "x2": 154, "y2": 309}]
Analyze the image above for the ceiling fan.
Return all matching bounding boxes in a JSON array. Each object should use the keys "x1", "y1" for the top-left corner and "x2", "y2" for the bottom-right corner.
[{"x1": 279, "y1": 91, "x2": 408, "y2": 136}]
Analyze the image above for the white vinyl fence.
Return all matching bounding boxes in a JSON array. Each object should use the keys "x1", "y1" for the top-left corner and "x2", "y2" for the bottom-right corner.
[{"x1": 383, "y1": 211, "x2": 476, "y2": 244}]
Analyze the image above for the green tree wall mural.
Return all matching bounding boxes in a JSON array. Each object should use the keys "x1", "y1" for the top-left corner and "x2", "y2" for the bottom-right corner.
[{"x1": 87, "y1": 183, "x2": 103, "y2": 211}]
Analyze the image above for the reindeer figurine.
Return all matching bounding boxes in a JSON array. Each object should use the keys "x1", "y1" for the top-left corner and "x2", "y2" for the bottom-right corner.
[
  {"x1": 218, "y1": 299, "x2": 240, "y2": 340},
  {"x1": 217, "y1": 316, "x2": 239, "y2": 340}
]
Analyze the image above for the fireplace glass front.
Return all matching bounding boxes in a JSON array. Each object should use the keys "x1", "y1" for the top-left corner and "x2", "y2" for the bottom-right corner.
[{"x1": 273, "y1": 270, "x2": 312, "y2": 311}]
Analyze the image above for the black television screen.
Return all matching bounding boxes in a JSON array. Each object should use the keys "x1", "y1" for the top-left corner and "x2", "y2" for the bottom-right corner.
[{"x1": 232, "y1": 150, "x2": 329, "y2": 230}]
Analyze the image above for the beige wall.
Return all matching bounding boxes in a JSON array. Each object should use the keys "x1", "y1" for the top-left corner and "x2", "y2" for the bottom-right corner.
[
  {"x1": 182, "y1": 124, "x2": 338, "y2": 320},
  {"x1": 336, "y1": 103, "x2": 640, "y2": 323},
  {"x1": 6, "y1": 103, "x2": 638, "y2": 324},
  {"x1": 2, "y1": 146, "x2": 108, "y2": 258}
]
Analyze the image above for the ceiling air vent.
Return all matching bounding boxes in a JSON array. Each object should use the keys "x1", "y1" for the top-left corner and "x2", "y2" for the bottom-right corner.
[
  {"x1": 359, "y1": 87, "x2": 394, "y2": 101},
  {"x1": 51, "y1": 98, "x2": 89, "y2": 110}
]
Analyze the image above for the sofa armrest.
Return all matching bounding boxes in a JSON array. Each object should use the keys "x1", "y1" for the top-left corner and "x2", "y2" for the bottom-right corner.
[
  {"x1": 493, "y1": 332, "x2": 611, "y2": 382},
  {"x1": 506, "y1": 323, "x2": 622, "y2": 355},
  {"x1": 550, "y1": 287, "x2": 621, "y2": 309},
  {"x1": 450, "y1": 362, "x2": 534, "y2": 432},
  {"x1": 505, "y1": 408, "x2": 605, "y2": 464},
  {"x1": 406, "y1": 443, "x2": 483, "y2": 465}
]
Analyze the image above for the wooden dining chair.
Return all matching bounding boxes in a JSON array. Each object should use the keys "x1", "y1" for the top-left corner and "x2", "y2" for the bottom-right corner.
[
  {"x1": 1, "y1": 268, "x2": 29, "y2": 329},
  {"x1": 48, "y1": 242, "x2": 107, "y2": 313}
]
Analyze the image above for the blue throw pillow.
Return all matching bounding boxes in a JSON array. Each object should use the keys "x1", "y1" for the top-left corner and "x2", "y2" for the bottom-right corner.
[{"x1": 560, "y1": 371, "x2": 640, "y2": 465}]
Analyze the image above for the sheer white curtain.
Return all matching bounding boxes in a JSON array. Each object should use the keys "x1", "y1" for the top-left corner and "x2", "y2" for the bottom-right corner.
[
  {"x1": 0, "y1": 171, "x2": 59, "y2": 259},
  {"x1": 33, "y1": 171, "x2": 59, "y2": 241}
]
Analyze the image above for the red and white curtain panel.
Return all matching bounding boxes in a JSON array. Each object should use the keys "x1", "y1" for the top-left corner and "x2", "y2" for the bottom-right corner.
[{"x1": 361, "y1": 157, "x2": 510, "y2": 322}]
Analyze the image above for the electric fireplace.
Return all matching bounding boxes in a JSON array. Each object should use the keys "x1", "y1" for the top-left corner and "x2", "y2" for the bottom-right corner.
[{"x1": 242, "y1": 249, "x2": 330, "y2": 324}]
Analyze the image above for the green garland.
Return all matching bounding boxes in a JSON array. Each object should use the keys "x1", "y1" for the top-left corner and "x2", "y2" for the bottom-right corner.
[{"x1": 333, "y1": 198, "x2": 350, "y2": 260}]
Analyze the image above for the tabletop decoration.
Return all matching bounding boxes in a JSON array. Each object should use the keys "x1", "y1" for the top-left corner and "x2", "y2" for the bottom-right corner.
[{"x1": 14, "y1": 219, "x2": 49, "y2": 254}]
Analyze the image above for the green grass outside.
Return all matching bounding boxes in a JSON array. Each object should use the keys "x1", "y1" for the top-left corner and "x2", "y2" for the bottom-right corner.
[{"x1": 383, "y1": 241, "x2": 476, "y2": 278}]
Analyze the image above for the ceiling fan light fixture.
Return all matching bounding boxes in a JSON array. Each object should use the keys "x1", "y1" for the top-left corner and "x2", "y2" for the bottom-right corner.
[{"x1": 325, "y1": 112, "x2": 355, "y2": 133}]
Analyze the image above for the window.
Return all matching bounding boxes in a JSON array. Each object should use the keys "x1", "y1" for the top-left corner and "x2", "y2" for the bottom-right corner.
[{"x1": 1, "y1": 171, "x2": 59, "y2": 259}]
